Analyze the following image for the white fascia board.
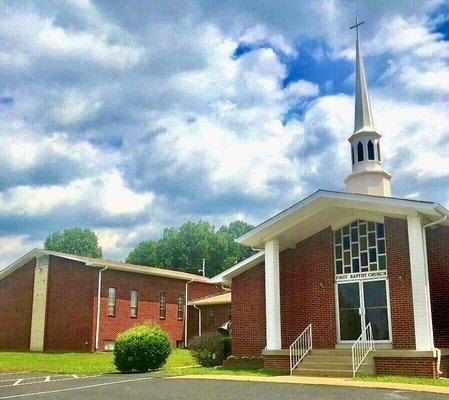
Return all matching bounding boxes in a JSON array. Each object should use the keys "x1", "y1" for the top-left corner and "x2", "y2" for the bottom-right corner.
[
  {"x1": 236, "y1": 189, "x2": 443, "y2": 248},
  {"x1": 209, "y1": 251, "x2": 265, "y2": 285}
]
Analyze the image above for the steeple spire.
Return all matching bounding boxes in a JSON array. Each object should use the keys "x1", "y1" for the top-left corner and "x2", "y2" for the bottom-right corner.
[
  {"x1": 352, "y1": 19, "x2": 375, "y2": 133},
  {"x1": 345, "y1": 18, "x2": 392, "y2": 197}
]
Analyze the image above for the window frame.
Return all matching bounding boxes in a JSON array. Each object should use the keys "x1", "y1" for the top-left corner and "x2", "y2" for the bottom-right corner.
[
  {"x1": 159, "y1": 292, "x2": 166, "y2": 320},
  {"x1": 108, "y1": 287, "x2": 117, "y2": 317},
  {"x1": 130, "y1": 289, "x2": 138, "y2": 318},
  {"x1": 177, "y1": 294, "x2": 184, "y2": 320}
]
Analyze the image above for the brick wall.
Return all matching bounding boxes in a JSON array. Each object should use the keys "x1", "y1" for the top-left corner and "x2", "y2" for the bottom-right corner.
[
  {"x1": 385, "y1": 217, "x2": 416, "y2": 349},
  {"x1": 187, "y1": 303, "x2": 230, "y2": 340},
  {"x1": 374, "y1": 357, "x2": 437, "y2": 378},
  {"x1": 426, "y1": 225, "x2": 449, "y2": 348},
  {"x1": 96, "y1": 269, "x2": 224, "y2": 349},
  {"x1": 232, "y1": 262, "x2": 266, "y2": 356},
  {"x1": 0, "y1": 260, "x2": 35, "y2": 349},
  {"x1": 280, "y1": 227, "x2": 335, "y2": 348},
  {"x1": 45, "y1": 256, "x2": 95, "y2": 351},
  {"x1": 263, "y1": 354, "x2": 290, "y2": 371}
]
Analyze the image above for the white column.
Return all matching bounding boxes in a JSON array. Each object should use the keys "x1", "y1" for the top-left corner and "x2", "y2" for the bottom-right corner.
[
  {"x1": 264, "y1": 239, "x2": 282, "y2": 350},
  {"x1": 407, "y1": 216, "x2": 434, "y2": 350}
]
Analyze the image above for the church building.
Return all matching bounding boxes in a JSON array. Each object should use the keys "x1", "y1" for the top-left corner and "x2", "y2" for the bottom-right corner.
[{"x1": 211, "y1": 22, "x2": 449, "y2": 378}]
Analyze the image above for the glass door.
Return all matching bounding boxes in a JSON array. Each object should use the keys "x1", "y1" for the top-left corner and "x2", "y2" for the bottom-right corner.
[
  {"x1": 337, "y1": 279, "x2": 391, "y2": 342},
  {"x1": 337, "y1": 282, "x2": 362, "y2": 341},
  {"x1": 362, "y1": 280, "x2": 390, "y2": 341}
]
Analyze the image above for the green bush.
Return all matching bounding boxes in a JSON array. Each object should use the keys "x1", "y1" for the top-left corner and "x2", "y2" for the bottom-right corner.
[
  {"x1": 189, "y1": 332, "x2": 231, "y2": 367},
  {"x1": 113, "y1": 323, "x2": 171, "y2": 373}
]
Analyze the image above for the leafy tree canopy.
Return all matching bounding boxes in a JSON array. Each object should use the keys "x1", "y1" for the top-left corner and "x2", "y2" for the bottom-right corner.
[
  {"x1": 126, "y1": 220, "x2": 254, "y2": 277},
  {"x1": 44, "y1": 227, "x2": 102, "y2": 258}
]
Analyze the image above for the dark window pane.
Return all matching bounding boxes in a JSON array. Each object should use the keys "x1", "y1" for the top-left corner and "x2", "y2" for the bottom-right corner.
[
  {"x1": 368, "y1": 232, "x2": 376, "y2": 247},
  {"x1": 343, "y1": 236, "x2": 350, "y2": 250},
  {"x1": 369, "y1": 248, "x2": 377, "y2": 262},
  {"x1": 366, "y1": 308, "x2": 389, "y2": 340},
  {"x1": 336, "y1": 260, "x2": 343, "y2": 275},
  {"x1": 360, "y1": 236, "x2": 367, "y2": 251},
  {"x1": 370, "y1": 263, "x2": 377, "y2": 271},
  {"x1": 379, "y1": 255, "x2": 386, "y2": 270},
  {"x1": 338, "y1": 283, "x2": 360, "y2": 309},
  {"x1": 361, "y1": 252, "x2": 368, "y2": 266},
  {"x1": 344, "y1": 251, "x2": 351, "y2": 265},
  {"x1": 351, "y1": 221, "x2": 358, "y2": 228},
  {"x1": 342, "y1": 225, "x2": 349, "y2": 235},
  {"x1": 368, "y1": 221, "x2": 375, "y2": 231},
  {"x1": 334, "y1": 230, "x2": 341, "y2": 244},
  {"x1": 351, "y1": 228, "x2": 358, "y2": 242},
  {"x1": 339, "y1": 309, "x2": 362, "y2": 340},
  {"x1": 376, "y1": 223, "x2": 385, "y2": 238},
  {"x1": 359, "y1": 223, "x2": 367, "y2": 236},
  {"x1": 364, "y1": 280, "x2": 387, "y2": 307},
  {"x1": 357, "y1": 141, "x2": 364, "y2": 162},
  {"x1": 367, "y1": 140, "x2": 375, "y2": 160},
  {"x1": 351, "y1": 243, "x2": 359, "y2": 256},
  {"x1": 335, "y1": 245, "x2": 342, "y2": 259},
  {"x1": 352, "y1": 258, "x2": 360, "y2": 272},
  {"x1": 345, "y1": 266, "x2": 352, "y2": 273},
  {"x1": 378, "y1": 239, "x2": 385, "y2": 254}
]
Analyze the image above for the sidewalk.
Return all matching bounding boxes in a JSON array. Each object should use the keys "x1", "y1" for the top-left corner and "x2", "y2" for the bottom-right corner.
[{"x1": 172, "y1": 374, "x2": 449, "y2": 395}]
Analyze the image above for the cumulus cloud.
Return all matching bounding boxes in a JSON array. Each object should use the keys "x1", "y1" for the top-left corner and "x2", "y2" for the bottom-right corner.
[{"x1": 0, "y1": 0, "x2": 447, "y2": 268}]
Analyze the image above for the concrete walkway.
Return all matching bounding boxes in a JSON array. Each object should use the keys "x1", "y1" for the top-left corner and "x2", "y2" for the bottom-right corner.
[{"x1": 173, "y1": 374, "x2": 449, "y2": 395}]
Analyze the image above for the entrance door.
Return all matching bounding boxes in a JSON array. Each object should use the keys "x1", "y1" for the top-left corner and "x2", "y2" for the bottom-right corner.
[{"x1": 337, "y1": 279, "x2": 390, "y2": 342}]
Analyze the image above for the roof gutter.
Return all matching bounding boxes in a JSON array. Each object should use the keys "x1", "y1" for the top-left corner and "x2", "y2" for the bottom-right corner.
[{"x1": 95, "y1": 266, "x2": 108, "y2": 351}]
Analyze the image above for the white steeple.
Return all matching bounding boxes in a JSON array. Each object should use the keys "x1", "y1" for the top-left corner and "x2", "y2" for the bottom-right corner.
[{"x1": 345, "y1": 18, "x2": 391, "y2": 197}]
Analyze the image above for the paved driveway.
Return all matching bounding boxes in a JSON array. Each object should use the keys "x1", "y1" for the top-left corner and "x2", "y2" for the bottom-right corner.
[{"x1": 0, "y1": 372, "x2": 446, "y2": 399}]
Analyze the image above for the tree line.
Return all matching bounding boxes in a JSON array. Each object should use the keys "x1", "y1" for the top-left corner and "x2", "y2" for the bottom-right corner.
[{"x1": 44, "y1": 221, "x2": 254, "y2": 277}]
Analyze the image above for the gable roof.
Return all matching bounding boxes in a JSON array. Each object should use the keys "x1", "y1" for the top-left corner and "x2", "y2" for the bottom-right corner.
[
  {"x1": 188, "y1": 292, "x2": 231, "y2": 306},
  {"x1": 211, "y1": 189, "x2": 449, "y2": 285},
  {"x1": 0, "y1": 249, "x2": 210, "y2": 283}
]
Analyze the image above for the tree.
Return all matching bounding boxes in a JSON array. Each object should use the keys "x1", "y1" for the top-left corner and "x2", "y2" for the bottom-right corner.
[
  {"x1": 125, "y1": 220, "x2": 254, "y2": 277},
  {"x1": 44, "y1": 227, "x2": 102, "y2": 258},
  {"x1": 125, "y1": 240, "x2": 158, "y2": 266}
]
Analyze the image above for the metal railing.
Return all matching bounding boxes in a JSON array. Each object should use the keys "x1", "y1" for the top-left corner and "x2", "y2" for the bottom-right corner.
[
  {"x1": 352, "y1": 322, "x2": 374, "y2": 377},
  {"x1": 289, "y1": 324, "x2": 312, "y2": 375}
]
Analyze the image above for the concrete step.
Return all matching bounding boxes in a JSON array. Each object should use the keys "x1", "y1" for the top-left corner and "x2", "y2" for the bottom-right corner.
[
  {"x1": 299, "y1": 362, "x2": 353, "y2": 370},
  {"x1": 309, "y1": 349, "x2": 352, "y2": 356},
  {"x1": 293, "y1": 368, "x2": 353, "y2": 377},
  {"x1": 302, "y1": 355, "x2": 353, "y2": 363}
]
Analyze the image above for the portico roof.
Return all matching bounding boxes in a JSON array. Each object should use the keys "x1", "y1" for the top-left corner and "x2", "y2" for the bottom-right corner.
[{"x1": 211, "y1": 189, "x2": 449, "y2": 286}]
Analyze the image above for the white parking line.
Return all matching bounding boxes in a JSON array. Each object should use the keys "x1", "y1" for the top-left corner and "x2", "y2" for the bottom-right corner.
[
  {"x1": 0, "y1": 375, "x2": 97, "y2": 388},
  {"x1": 0, "y1": 378, "x2": 48, "y2": 384},
  {"x1": 0, "y1": 375, "x2": 153, "y2": 399}
]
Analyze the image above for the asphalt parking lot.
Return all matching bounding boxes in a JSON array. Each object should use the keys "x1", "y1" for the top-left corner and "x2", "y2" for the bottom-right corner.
[{"x1": 0, "y1": 372, "x2": 447, "y2": 400}]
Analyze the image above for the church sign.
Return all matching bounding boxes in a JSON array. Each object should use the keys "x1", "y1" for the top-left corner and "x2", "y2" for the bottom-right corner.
[{"x1": 335, "y1": 270, "x2": 387, "y2": 281}]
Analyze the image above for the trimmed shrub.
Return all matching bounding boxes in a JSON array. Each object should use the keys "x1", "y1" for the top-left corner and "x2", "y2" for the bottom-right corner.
[
  {"x1": 113, "y1": 323, "x2": 171, "y2": 373},
  {"x1": 189, "y1": 332, "x2": 231, "y2": 367}
]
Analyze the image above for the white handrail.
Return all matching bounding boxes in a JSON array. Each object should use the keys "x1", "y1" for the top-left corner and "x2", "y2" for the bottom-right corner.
[
  {"x1": 352, "y1": 322, "x2": 374, "y2": 377},
  {"x1": 289, "y1": 324, "x2": 312, "y2": 375}
]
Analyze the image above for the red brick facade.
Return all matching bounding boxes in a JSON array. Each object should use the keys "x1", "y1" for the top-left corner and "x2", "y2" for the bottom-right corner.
[
  {"x1": 187, "y1": 303, "x2": 231, "y2": 339},
  {"x1": 45, "y1": 257, "x2": 95, "y2": 351},
  {"x1": 426, "y1": 225, "x2": 449, "y2": 348},
  {"x1": 280, "y1": 227, "x2": 335, "y2": 348},
  {"x1": 384, "y1": 217, "x2": 416, "y2": 349},
  {"x1": 0, "y1": 254, "x2": 223, "y2": 351},
  {"x1": 0, "y1": 260, "x2": 35, "y2": 349}
]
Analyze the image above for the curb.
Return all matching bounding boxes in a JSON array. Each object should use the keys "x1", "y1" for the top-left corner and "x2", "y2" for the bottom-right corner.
[{"x1": 167, "y1": 374, "x2": 449, "y2": 395}]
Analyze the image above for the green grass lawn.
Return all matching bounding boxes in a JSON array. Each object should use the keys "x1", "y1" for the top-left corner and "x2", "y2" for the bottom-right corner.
[
  {"x1": 356, "y1": 375, "x2": 449, "y2": 387},
  {"x1": 0, "y1": 349, "x2": 194, "y2": 375}
]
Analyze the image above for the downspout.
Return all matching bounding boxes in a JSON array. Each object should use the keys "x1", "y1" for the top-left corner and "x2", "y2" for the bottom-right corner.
[
  {"x1": 193, "y1": 305, "x2": 202, "y2": 337},
  {"x1": 95, "y1": 266, "x2": 108, "y2": 351},
  {"x1": 184, "y1": 278, "x2": 195, "y2": 348},
  {"x1": 423, "y1": 212, "x2": 447, "y2": 376}
]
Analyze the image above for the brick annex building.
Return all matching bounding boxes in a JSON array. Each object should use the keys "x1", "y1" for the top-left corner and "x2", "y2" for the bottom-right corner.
[
  {"x1": 212, "y1": 25, "x2": 449, "y2": 378},
  {"x1": 0, "y1": 249, "x2": 228, "y2": 351}
]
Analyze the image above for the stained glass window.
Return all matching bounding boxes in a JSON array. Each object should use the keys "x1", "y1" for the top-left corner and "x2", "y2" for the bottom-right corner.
[{"x1": 334, "y1": 220, "x2": 387, "y2": 275}]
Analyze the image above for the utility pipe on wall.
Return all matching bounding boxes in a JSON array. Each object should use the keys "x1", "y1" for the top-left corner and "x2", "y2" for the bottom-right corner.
[
  {"x1": 184, "y1": 278, "x2": 195, "y2": 348},
  {"x1": 193, "y1": 305, "x2": 202, "y2": 337},
  {"x1": 95, "y1": 266, "x2": 108, "y2": 350}
]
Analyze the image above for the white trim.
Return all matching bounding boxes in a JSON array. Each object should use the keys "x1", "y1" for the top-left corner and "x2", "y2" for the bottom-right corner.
[
  {"x1": 264, "y1": 239, "x2": 281, "y2": 350},
  {"x1": 407, "y1": 216, "x2": 434, "y2": 350}
]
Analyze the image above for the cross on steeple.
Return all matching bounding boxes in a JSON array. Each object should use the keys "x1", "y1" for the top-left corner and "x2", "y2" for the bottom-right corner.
[{"x1": 349, "y1": 18, "x2": 365, "y2": 40}]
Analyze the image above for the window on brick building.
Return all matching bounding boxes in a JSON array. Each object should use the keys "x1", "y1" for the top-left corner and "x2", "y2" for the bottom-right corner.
[
  {"x1": 159, "y1": 293, "x2": 166, "y2": 319},
  {"x1": 334, "y1": 220, "x2": 387, "y2": 275},
  {"x1": 108, "y1": 287, "x2": 116, "y2": 316},
  {"x1": 208, "y1": 308, "x2": 214, "y2": 326},
  {"x1": 130, "y1": 290, "x2": 138, "y2": 317},
  {"x1": 177, "y1": 294, "x2": 184, "y2": 320}
]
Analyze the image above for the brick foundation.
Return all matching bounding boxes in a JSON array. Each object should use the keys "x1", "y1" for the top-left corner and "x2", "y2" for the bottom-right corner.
[
  {"x1": 262, "y1": 354, "x2": 290, "y2": 371},
  {"x1": 374, "y1": 356, "x2": 437, "y2": 378}
]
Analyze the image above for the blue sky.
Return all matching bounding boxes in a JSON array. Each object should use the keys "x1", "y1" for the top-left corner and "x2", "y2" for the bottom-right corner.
[{"x1": 0, "y1": 0, "x2": 448, "y2": 267}]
